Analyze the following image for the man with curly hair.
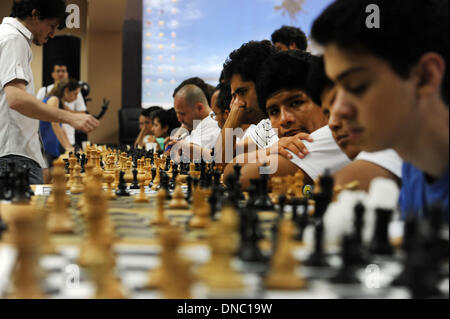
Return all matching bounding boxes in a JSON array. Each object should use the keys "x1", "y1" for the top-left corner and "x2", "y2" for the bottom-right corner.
[{"x1": 0, "y1": 0, "x2": 99, "y2": 184}]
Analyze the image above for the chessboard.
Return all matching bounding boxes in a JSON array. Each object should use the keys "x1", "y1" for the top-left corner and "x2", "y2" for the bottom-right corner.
[
  {"x1": 1, "y1": 188, "x2": 448, "y2": 300},
  {"x1": 0, "y1": 146, "x2": 448, "y2": 300}
]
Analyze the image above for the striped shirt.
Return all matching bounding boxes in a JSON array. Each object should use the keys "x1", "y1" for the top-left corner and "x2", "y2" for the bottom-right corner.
[{"x1": 248, "y1": 119, "x2": 279, "y2": 149}]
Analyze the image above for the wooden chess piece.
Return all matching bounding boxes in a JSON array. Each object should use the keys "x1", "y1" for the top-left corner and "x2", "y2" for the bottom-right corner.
[
  {"x1": 202, "y1": 205, "x2": 243, "y2": 290},
  {"x1": 7, "y1": 205, "x2": 46, "y2": 299},
  {"x1": 78, "y1": 180, "x2": 116, "y2": 268},
  {"x1": 189, "y1": 189, "x2": 211, "y2": 229},
  {"x1": 151, "y1": 160, "x2": 161, "y2": 190},
  {"x1": 151, "y1": 188, "x2": 170, "y2": 225},
  {"x1": 124, "y1": 160, "x2": 133, "y2": 184},
  {"x1": 135, "y1": 174, "x2": 149, "y2": 203},
  {"x1": 70, "y1": 164, "x2": 84, "y2": 194},
  {"x1": 104, "y1": 173, "x2": 117, "y2": 200},
  {"x1": 158, "y1": 226, "x2": 193, "y2": 299},
  {"x1": 47, "y1": 159, "x2": 74, "y2": 234},
  {"x1": 168, "y1": 176, "x2": 189, "y2": 209},
  {"x1": 265, "y1": 219, "x2": 306, "y2": 289}
]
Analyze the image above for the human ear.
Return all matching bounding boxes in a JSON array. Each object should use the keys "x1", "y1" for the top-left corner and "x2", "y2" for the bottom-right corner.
[
  {"x1": 414, "y1": 52, "x2": 446, "y2": 100},
  {"x1": 31, "y1": 9, "x2": 40, "y2": 20}
]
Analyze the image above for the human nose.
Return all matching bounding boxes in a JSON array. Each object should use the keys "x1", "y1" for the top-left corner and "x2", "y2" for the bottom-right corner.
[
  {"x1": 279, "y1": 107, "x2": 294, "y2": 127},
  {"x1": 333, "y1": 88, "x2": 356, "y2": 122}
]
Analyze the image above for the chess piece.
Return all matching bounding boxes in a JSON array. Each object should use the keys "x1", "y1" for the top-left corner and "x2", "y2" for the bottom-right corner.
[
  {"x1": 265, "y1": 219, "x2": 307, "y2": 289},
  {"x1": 104, "y1": 173, "x2": 117, "y2": 200},
  {"x1": 124, "y1": 161, "x2": 133, "y2": 184},
  {"x1": 168, "y1": 176, "x2": 189, "y2": 209},
  {"x1": 47, "y1": 159, "x2": 74, "y2": 234},
  {"x1": 8, "y1": 206, "x2": 46, "y2": 299},
  {"x1": 134, "y1": 174, "x2": 149, "y2": 203},
  {"x1": 78, "y1": 180, "x2": 116, "y2": 268},
  {"x1": 189, "y1": 189, "x2": 211, "y2": 229},
  {"x1": 304, "y1": 220, "x2": 329, "y2": 267},
  {"x1": 151, "y1": 189, "x2": 170, "y2": 225},
  {"x1": 130, "y1": 169, "x2": 140, "y2": 190},
  {"x1": 369, "y1": 208, "x2": 394, "y2": 255},
  {"x1": 151, "y1": 162, "x2": 161, "y2": 190},
  {"x1": 330, "y1": 235, "x2": 361, "y2": 284},
  {"x1": 70, "y1": 164, "x2": 84, "y2": 194},
  {"x1": 115, "y1": 171, "x2": 130, "y2": 196},
  {"x1": 202, "y1": 205, "x2": 243, "y2": 290},
  {"x1": 158, "y1": 226, "x2": 193, "y2": 299}
]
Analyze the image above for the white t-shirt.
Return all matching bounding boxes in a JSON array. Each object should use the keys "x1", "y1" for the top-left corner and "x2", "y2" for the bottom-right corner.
[
  {"x1": 0, "y1": 18, "x2": 46, "y2": 168},
  {"x1": 36, "y1": 84, "x2": 87, "y2": 145},
  {"x1": 184, "y1": 113, "x2": 221, "y2": 149},
  {"x1": 355, "y1": 149, "x2": 403, "y2": 178},
  {"x1": 288, "y1": 125, "x2": 351, "y2": 181},
  {"x1": 248, "y1": 119, "x2": 279, "y2": 149}
]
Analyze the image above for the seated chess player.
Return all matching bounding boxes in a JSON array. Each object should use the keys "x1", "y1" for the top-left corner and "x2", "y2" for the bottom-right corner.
[
  {"x1": 224, "y1": 51, "x2": 349, "y2": 190},
  {"x1": 306, "y1": 56, "x2": 403, "y2": 192},
  {"x1": 311, "y1": 0, "x2": 448, "y2": 221},
  {"x1": 167, "y1": 84, "x2": 220, "y2": 162},
  {"x1": 214, "y1": 41, "x2": 281, "y2": 164},
  {"x1": 134, "y1": 106, "x2": 161, "y2": 149},
  {"x1": 150, "y1": 108, "x2": 181, "y2": 152}
]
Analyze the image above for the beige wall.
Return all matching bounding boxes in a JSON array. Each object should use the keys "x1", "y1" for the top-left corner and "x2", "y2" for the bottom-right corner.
[{"x1": 1, "y1": 0, "x2": 127, "y2": 144}]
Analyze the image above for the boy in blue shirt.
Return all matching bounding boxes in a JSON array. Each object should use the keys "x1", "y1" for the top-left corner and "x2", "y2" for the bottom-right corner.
[{"x1": 311, "y1": 0, "x2": 449, "y2": 222}]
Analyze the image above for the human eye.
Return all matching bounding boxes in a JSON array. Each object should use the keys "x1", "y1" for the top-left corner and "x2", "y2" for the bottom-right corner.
[
  {"x1": 268, "y1": 108, "x2": 280, "y2": 116},
  {"x1": 290, "y1": 99, "x2": 306, "y2": 108},
  {"x1": 345, "y1": 82, "x2": 369, "y2": 96}
]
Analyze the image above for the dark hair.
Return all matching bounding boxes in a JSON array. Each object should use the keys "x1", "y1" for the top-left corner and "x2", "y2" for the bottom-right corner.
[
  {"x1": 271, "y1": 25, "x2": 308, "y2": 51},
  {"x1": 311, "y1": 0, "x2": 449, "y2": 105},
  {"x1": 305, "y1": 56, "x2": 334, "y2": 106},
  {"x1": 223, "y1": 40, "x2": 279, "y2": 84},
  {"x1": 256, "y1": 51, "x2": 314, "y2": 116},
  {"x1": 47, "y1": 78, "x2": 79, "y2": 99},
  {"x1": 173, "y1": 77, "x2": 212, "y2": 105},
  {"x1": 152, "y1": 108, "x2": 180, "y2": 136},
  {"x1": 216, "y1": 82, "x2": 232, "y2": 113},
  {"x1": 11, "y1": 0, "x2": 68, "y2": 30},
  {"x1": 52, "y1": 60, "x2": 67, "y2": 70},
  {"x1": 141, "y1": 106, "x2": 162, "y2": 118}
]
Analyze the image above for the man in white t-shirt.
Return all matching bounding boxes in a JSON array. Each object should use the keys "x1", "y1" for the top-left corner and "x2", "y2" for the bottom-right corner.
[
  {"x1": 167, "y1": 84, "x2": 220, "y2": 162},
  {"x1": 36, "y1": 62, "x2": 87, "y2": 146},
  {"x1": 225, "y1": 51, "x2": 337, "y2": 189},
  {"x1": 0, "y1": 2, "x2": 99, "y2": 184},
  {"x1": 214, "y1": 41, "x2": 286, "y2": 164}
]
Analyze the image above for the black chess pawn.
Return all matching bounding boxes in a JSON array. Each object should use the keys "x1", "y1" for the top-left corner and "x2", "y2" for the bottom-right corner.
[
  {"x1": 254, "y1": 172, "x2": 274, "y2": 211},
  {"x1": 392, "y1": 213, "x2": 418, "y2": 286},
  {"x1": 116, "y1": 171, "x2": 130, "y2": 196},
  {"x1": 330, "y1": 235, "x2": 361, "y2": 284},
  {"x1": 160, "y1": 171, "x2": 172, "y2": 200},
  {"x1": 304, "y1": 220, "x2": 329, "y2": 267},
  {"x1": 277, "y1": 195, "x2": 287, "y2": 220},
  {"x1": 80, "y1": 154, "x2": 87, "y2": 173},
  {"x1": 63, "y1": 158, "x2": 70, "y2": 174},
  {"x1": 350, "y1": 201, "x2": 371, "y2": 266},
  {"x1": 238, "y1": 205, "x2": 268, "y2": 263},
  {"x1": 369, "y1": 208, "x2": 394, "y2": 255},
  {"x1": 185, "y1": 175, "x2": 193, "y2": 203},
  {"x1": 405, "y1": 226, "x2": 443, "y2": 299},
  {"x1": 271, "y1": 195, "x2": 287, "y2": 254},
  {"x1": 130, "y1": 169, "x2": 140, "y2": 189},
  {"x1": 294, "y1": 198, "x2": 309, "y2": 242}
]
